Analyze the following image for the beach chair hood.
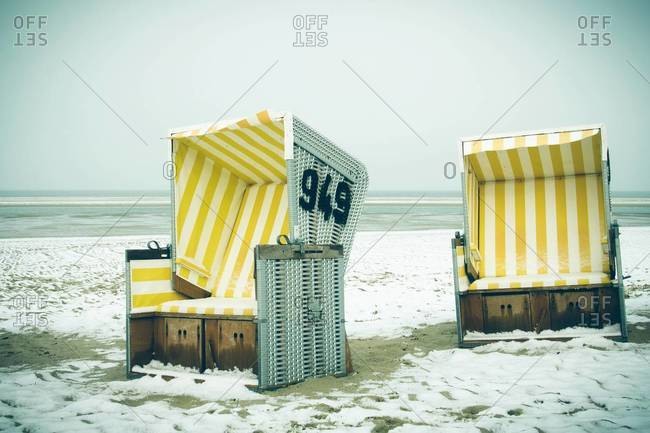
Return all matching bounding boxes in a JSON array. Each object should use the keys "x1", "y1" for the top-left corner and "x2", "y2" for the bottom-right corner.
[
  {"x1": 460, "y1": 127, "x2": 611, "y2": 287},
  {"x1": 168, "y1": 110, "x2": 368, "y2": 298},
  {"x1": 452, "y1": 124, "x2": 627, "y2": 345}
]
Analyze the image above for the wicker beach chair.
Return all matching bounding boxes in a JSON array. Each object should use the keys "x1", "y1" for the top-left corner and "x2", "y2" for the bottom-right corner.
[
  {"x1": 452, "y1": 125, "x2": 627, "y2": 346},
  {"x1": 126, "y1": 110, "x2": 368, "y2": 389}
]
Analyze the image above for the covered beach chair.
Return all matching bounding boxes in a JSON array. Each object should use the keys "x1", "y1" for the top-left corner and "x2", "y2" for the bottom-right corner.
[
  {"x1": 126, "y1": 110, "x2": 368, "y2": 388},
  {"x1": 452, "y1": 125, "x2": 627, "y2": 346}
]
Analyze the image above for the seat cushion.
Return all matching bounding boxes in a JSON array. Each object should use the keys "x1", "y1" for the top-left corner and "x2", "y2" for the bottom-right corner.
[
  {"x1": 158, "y1": 297, "x2": 257, "y2": 316},
  {"x1": 469, "y1": 272, "x2": 610, "y2": 290}
]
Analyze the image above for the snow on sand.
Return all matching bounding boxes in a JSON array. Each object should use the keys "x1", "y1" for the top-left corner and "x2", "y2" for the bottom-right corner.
[{"x1": 1, "y1": 228, "x2": 650, "y2": 432}]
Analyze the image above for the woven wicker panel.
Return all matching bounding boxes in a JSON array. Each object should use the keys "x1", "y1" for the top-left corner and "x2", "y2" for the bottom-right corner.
[
  {"x1": 290, "y1": 116, "x2": 369, "y2": 267},
  {"x1": 256, "y1": 245, "x2": 346, "y2": 390}
]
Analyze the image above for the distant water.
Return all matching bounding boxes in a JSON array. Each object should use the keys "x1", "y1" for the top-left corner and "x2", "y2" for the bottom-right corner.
[{"x1": 1, "y1": 190, "x2": 649, "y2": 239}]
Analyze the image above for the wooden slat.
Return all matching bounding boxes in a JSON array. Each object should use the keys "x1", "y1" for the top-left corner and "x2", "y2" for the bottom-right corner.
[
  {"x1": 460, "y1": 293, "x2": 484, "y2": 332},
  {"x1": 173, "y1": 274, "x2": 211, "y2": 299},
  {"x1": 153, "y1": 317, "x2": 166, "y2": 364},
  {"x1": 129, "y1": 317, "x2": 154, "y2": 368},
  {"x1": 529, "y1": 292, "x2": 550, "y2": 332}
]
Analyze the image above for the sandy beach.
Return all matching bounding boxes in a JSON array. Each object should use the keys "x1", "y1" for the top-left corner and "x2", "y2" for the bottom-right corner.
[{"x1": 1, "y1": 228, "x2": 650, "y2": 432}]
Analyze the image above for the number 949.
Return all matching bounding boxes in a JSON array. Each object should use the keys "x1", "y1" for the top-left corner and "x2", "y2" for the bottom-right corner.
[{"x1": 298, "y1": 169, "x2": 352, "y2": 225}]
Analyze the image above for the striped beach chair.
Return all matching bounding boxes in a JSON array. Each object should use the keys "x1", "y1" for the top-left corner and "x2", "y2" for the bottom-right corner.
[
  {"x1": 126, "y1": 110, "x2": 368, "y2": 381},
  {"x1": 453, "y1": 125, "x2": 627, "y2": 345}
]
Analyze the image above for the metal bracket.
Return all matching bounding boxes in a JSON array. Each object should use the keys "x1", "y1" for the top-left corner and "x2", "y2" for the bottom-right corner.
[{"x1": 308, "y1": 300, "x2": 323, "y2": 321}]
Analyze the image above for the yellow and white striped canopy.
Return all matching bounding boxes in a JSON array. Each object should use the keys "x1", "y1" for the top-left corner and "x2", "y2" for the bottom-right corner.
[
  {"x1": 462, "y1": 128, "x2": 604, "y2": 182},
  {"x1": 171, "y1": 110, "x2": 290, "y2": 297}
]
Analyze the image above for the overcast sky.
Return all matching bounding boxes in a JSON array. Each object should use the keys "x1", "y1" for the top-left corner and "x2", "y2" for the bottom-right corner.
[{"x1": 1, "y1": 0, "x2": 648, "y2": 192}]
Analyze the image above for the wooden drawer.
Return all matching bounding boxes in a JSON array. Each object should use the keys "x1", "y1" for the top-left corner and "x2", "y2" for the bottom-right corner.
[
  {"x1": 162, "y1": 318, "x2": 203, "y2": 370},
  {"x1": 205, "y1": 319, "x2": 256, "y2": 372},
  {"x1": 549, "y1": 290, "x2": 596, "y2": 330},
  {"x1": 484, "y1": 294, "x2": 531, "y2": 333}
]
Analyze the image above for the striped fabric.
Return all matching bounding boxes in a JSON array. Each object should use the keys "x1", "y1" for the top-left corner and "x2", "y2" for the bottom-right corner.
[
  {"x1": 174, "y1": 160, "x2": 247, "y2": 292},
  {"x1": 172, "y1": 110, "x2": 288, "y2": 295},
  {"x1": 211, "y1": 183, "x2": 289, "y2": 298},
  {"x1": 459, "y1": 126, "x2": 612, "y2": 291},
  {"x1": 470, "y1": 273, "x2": 610, "y2": 290},
  {"x1": 477, "y1": 174, "x2": 608, "y2": 278},
  {"x1": 158, "y1": 297, "x2": 257, "y2": 317},
  {"x1": 169, "y1": 109, "x2": 284, "y2": 141},
  {"x1": 466, "y1": 170, "x2": 480, "y2": 273},
  {"x1": 135, "y1": 110, "x2": 291, "y2": 317},
  {"x1": 464, "y1": 129, "x2": 602, "y2": 181},
  {"x1": 159, "y1": 183, "x2": 288, "y2": 314},
  {"x1": 129, "y1": 259, "x2": 188, "y2": 313}
]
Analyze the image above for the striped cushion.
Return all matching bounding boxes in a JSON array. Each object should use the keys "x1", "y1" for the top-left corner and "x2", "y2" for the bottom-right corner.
[
  {"x1": 469, "y1": 272, "x2": 610, "y2": 290},
  {"x1": 158, "y1": 297, "x2": 257, "y2": 317},
  {"x1": 129, "y1": 259, "x2": 188, "y2": 313}
]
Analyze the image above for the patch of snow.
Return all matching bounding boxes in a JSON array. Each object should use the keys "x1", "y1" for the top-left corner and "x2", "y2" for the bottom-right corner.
[
  {"x1": 1, "y1": 229, "x2": 650, "y2": 431},
  {"x1": 465, "y1": 324, "x2": 622, "y2": 341}
]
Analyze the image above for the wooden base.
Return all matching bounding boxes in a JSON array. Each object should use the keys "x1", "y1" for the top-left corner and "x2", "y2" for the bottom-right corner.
[
  {"x1": 128, "y1": 314, "x2": 354, "y2": 379},
  {"x1": 458, "y1": 285, "x2": 624, "y2": 345},
  {"x1": 128, "y1": 314, "x2": 257, "y2": 373}
]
